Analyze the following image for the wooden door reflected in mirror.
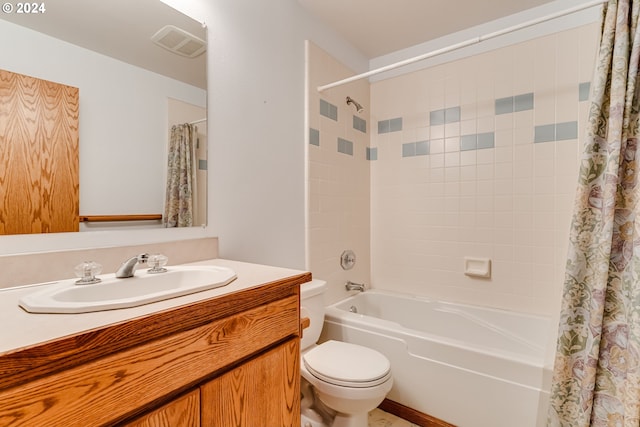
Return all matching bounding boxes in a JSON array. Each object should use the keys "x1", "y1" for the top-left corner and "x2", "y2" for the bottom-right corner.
[{"x1": 0, "y1": 69, "x2": 79, "y2": 234}]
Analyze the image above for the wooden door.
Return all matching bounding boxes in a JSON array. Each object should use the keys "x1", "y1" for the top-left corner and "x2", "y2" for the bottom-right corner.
[
  {"x1": 0, "y1": 68, "x2": 79, "y2": 234},
  {"x1": 201, "y1": 338, "x2": 300, "y2": 427}
]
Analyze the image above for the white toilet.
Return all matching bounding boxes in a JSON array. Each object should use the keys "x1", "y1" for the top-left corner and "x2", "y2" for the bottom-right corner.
[{"x1": 300, "y1": 280, "x2": 393, "y2": 427}]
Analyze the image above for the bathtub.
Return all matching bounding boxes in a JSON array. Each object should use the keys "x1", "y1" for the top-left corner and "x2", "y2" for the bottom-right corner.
[{"x1": 320, "y1": 290, "x2": 552, "y2": 427}]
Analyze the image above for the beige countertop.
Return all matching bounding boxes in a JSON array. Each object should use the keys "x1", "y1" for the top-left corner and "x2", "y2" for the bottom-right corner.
[{"x1": 0, "y1": 258, "x2": 307, "y2": 355}]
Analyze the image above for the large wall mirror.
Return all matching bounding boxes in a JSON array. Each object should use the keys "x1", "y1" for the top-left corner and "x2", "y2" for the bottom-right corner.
[{"x1": 0, "y1": 0, "x2": 207, "y2": 235}]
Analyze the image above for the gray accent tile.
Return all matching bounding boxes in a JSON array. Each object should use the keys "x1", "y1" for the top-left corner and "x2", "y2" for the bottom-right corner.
[
  {"x1": 353, "y1": 116, "x2": 367, "y2": 133},
  {"x1": 320, "y1": 99, "x2": 338, "y2": 121},
  {"x1": 430, "y1": 109, "x2": 445, "y2": 126},
  {"x1": 514, "y1": 93, "x2": 534, "y2": 112},
  {"x1": 337, "y1": 137, "x2": 353, "y2": 155},
  {"x1": 198, "y1": 159, "x2": 207, "y2": 171},
  {"x1": 416, "y1": 140, "x2": 429, "y2": 156},
  {"x1": 445, "y1": 107, "x2": 461, "y2": 123},
  {"x1": 309, "y1": 128, "x2": 320, "y2": 146},
  {"x1": 579, "y1": 82, "x2": 591, "y2": 101},
  {"x1": 320, "y1": 99, "x2": 329, "y2": 117},
  {"x1": 460, "y1": 134, "x2": 477, "y2": 151},
  {"x1": 379, "y1": 117, "x2": 402, "y2": 133},
  {"x1": 329, "y1": 104, "x2": 338, "y2": 120},
  {"x1": 477, "y1": 132, "x2": 495, "y2": 149},
  {"x1": 367, "y1": 147, "x2": 378, "y2": 160},
  {"x1": 402, "y1": 142, "x2": 416, "y2": 157},
  {"x1": 495, "y1": 97, "x2": 514, "y2": 115},
  {"x1": 389, "y1": 117, "x2": 403, "y2": 132},
  {"x1": 534, "y1": 124, "x2": 556, "y2": 143},
  {"x1": 378, "y1": 120, "x2": 390, "y2": 134},
  {"x1": 556, "y1": 121, "x2": 578, "y2": 141}
]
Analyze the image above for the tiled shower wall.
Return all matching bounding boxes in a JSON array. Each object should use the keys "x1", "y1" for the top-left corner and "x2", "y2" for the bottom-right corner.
[
  {"x1": 370, "y1": 23, "x2": 599, "y2": 316},
  {"x1": 307, "y1": 42, "x2": 371, "y2": 304}
]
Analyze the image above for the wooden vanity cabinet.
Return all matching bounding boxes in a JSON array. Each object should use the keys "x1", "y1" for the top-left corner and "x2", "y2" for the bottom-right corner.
[
  {"x1": 123, "y1": 389, "x2": 201, "y2": 427},
  {"x1": 201, "y1": 337, "x2": 300, "y2": 427},
  {"x1": 123, "y1": 338, "x2": 300, "y2": 427},
  {"x1": 0, "y1": 274, "x2": 309, "y2": 427}
]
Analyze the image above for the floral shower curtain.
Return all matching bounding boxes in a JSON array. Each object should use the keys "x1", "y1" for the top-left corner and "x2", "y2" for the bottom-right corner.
[
  {"x1": 548, "y1": 0, "x2": 640, "y2": 425},
  {"x1": 164, "y1": 123, "x2": 197, "y2": 228}
]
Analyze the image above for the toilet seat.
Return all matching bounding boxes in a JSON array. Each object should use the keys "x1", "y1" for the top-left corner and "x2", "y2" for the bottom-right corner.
[{"x1": 303, "y1": 340, "x2": 391, "y2": 388}]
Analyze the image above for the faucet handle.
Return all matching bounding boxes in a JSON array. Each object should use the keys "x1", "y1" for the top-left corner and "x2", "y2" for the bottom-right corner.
[
  {"x1": 74, "y1": 261, "x2": 102, "y2": 285},
  {"x1": 147, "y1": 253, "x2": 168, "y2": 274}
]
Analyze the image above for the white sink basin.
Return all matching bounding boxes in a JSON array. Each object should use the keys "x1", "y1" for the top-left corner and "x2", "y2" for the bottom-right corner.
[{"x1": 19, "y1": 265, "x2": 237, "y2": 314}]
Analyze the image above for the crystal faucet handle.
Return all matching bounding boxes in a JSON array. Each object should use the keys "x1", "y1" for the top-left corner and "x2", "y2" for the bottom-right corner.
[
  {"x1": 148, "y1": 254, "x2": 168, "y2": 274},
  {"x1": 74, "y1": 261, "x2": 102, "y2": 285}
]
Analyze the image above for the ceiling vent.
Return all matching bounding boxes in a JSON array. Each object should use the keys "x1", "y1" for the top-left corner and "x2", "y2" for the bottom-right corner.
[{"x1": 151, "y1": 25, "x2": 206, "y2": 58}]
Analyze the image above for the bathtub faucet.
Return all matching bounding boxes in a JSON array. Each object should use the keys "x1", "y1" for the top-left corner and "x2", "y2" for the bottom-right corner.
[{"x1": 345, "y1": 281, "x2": 366, "y2": 292}]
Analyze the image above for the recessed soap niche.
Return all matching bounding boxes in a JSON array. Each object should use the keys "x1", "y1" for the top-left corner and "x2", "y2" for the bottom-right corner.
[{"x1": 464, "y1": 257, "x2": 491, "y2": 279}]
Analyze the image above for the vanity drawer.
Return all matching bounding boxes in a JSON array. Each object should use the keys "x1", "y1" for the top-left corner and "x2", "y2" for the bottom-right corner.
[{"x1": 0, "y1": 294, "x2": 299, "y2": 427}]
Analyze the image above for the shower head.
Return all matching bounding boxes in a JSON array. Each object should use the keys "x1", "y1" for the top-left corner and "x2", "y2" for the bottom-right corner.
[{"x1": 346, "y1": 96, "x2": 364, "y2": 113}]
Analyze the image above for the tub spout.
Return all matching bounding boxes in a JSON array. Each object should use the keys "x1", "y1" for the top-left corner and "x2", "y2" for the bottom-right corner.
[{"x1": 345, "y1": 281, "x2": 365, "y2": 292}]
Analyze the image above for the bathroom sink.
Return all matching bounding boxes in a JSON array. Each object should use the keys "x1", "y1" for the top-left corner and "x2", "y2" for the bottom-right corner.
[{"x1": 19, "y1": 266, "x2": 237, "y2": 314}]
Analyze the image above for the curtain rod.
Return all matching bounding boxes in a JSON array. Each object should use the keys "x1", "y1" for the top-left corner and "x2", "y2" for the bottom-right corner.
[
  {"x1": 190, "y1": 118, "x2": 207, "y2": 125},
  {"x1": 317, "y1": 0, "x2": 607, "y2": 92}
]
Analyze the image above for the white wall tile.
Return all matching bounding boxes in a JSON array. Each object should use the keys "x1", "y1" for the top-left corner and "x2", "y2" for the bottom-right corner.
[
  {"x1": 308, "y1": 42, "x2": 371, "y2": 304},
  {"x1": 310, "y1": 22, "x2": 598, "y2": 319},
  {"x1": 368, "y1": 23, "x2": 598, "y2": 317}
]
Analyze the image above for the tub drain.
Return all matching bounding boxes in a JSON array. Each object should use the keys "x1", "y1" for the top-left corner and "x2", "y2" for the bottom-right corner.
[{"x1": 349, "y1": 305, "x2": 358, "y2": 313}]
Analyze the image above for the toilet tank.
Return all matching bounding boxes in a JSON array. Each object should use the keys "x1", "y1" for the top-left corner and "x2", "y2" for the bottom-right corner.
[{"x1": 300, "y1": 279, "x2": 327, "y2": 351}]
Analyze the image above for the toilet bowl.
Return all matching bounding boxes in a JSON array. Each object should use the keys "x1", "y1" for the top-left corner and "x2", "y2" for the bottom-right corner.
[{"x1": 300, "y1": 280, "x2": 392, "y2": 427}]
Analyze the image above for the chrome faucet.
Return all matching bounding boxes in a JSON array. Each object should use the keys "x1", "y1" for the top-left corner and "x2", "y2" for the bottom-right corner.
[
  {"x1": 345, "y1": 281, "x2": 365, "y2": 292},
  {"x1": 115, "y1": 253, "x2": 149, "y2": 278}
]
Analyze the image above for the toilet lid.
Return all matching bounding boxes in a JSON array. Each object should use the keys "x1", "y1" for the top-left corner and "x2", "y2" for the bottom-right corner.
[{"x1": 303, "y1": 340, "x2": 391, "y2": 387}]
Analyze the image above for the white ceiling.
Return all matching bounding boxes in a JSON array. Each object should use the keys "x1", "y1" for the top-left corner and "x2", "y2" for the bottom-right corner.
[
  {"x1": 297, "y1": 0, "x2": 557, "y2": 58},
  {"x1": 1, "y1": 0, "x2": 560, "y2": 88},
  {"x1": 0, "y1": 0, "x2": 206, "y2": 88}
]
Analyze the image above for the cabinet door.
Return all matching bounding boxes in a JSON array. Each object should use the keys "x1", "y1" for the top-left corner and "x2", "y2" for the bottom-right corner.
[
  {"x1": 201, "y1": 338, "x2": 300, "y2": 427},
  {"x1": 122, "y1": 390, "x2": 200, "y2": 427}
]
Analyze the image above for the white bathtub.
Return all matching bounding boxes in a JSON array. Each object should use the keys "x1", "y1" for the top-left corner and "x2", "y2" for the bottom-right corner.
[{"x1": 320, "y1": 290, "x2": 552, "y2": 427}]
